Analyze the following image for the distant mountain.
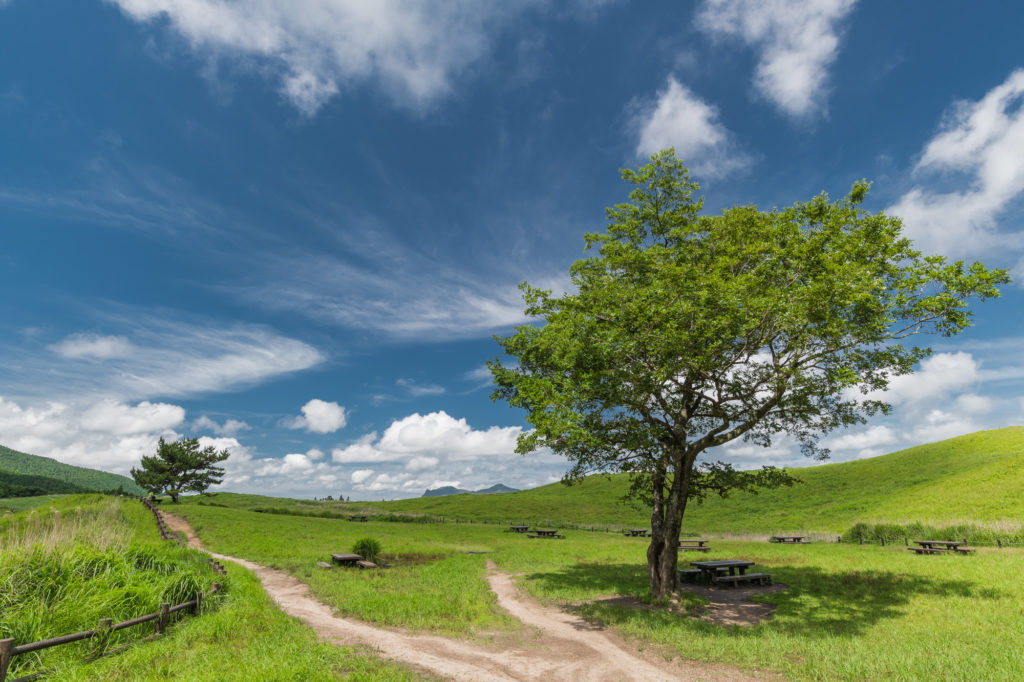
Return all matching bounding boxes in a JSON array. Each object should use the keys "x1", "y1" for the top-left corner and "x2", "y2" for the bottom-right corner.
[
  {"x1": 422, "y1": 483, "x2": 520, "y2": 498},
  {"x1": 0, "y1": 444, "x2": 145, "y2": 497},
  {"x1": 474, "y1": 484, "x2": 519, "y2": 494}
]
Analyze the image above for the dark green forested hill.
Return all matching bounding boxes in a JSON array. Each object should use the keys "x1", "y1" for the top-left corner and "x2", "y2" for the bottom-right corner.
[{"x1": 0, "y1": 444, "x2": 145, "y2": 496}]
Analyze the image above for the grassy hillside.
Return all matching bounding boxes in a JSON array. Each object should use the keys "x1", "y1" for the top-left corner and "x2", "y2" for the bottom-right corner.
[
  {"x1": 0, "y1": 444, "x2": 144, "y2": 495},
  {"x1": 366, "y1": 427, "x2": 1024, "y2": 533}
]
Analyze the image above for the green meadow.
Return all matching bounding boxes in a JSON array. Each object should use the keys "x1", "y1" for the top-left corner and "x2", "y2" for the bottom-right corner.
[
  {"x1": 5, "y1": 427, "x2": 1024, "y2": 680},
  {"x1": 169, "y1": 501, "x2": 1024, "y2": 680}
]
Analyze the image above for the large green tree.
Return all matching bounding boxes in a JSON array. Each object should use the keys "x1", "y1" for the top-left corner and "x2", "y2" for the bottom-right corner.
[
  {"x1": 490, "y1": 150, "x2": 1009, "y2": 598},
  {"x1": 131, "y1": 437, "x2": 230, "y2": 503}
]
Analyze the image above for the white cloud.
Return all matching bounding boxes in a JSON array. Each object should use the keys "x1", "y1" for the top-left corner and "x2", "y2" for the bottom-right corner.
[
  {"x1": 306, "y1": 447, "x2": 325, "y2": 461},
  {"x1": 350, "y1": 469, "x2": 374, "y2": 484},
  {"x1": 48, "y1": 334, "x2": 133, "y2": 360},
  {"x1": 887, "y1": 69, "x2": 1024, "y2": 257},
  {"x1": 0, "y1": 396, "x2": 185, "y2": 473},
  {"x1": 953, "y1": 393, "x2": 993, "y2": 415},
  {"x1": 396, "y1": 378, "x2": 445, "y2": 397},
  {"x1": 332, "y1": 410, "x2": 521, "y2": 464},
  {"x1": 285, "y1": 399, "x2": 348, "y2": 434},
  {"x1": 405, "y1": 455, "x2": 439, "y2": 472},
  {"x1": 695, "y1": 0, "x2": 856, "y2": 118},
  {"x1": 3, "y1": 315, "x2": 325, "y2": 402},
  {"x1": 80, "y1": 400, "x2": 185, "y2": 435},
  {"x1": 860, "y1": 352, "x2": 979, "y2": 407},
  {"x1": 193, "y1": 415, "x2": 251, "y2": 436},
  {"x1": 825, "y1": 425, "x2": 898, "y2": 456},
  {"x1": 110, "y1": 0, "x2": 528, "y2": 115},
  {"x1": 631, "y1": 76, "x2": 750, "y2": 178},
  {"x1": 909, "y1": 409, "x2": 980, "y2": 445}
]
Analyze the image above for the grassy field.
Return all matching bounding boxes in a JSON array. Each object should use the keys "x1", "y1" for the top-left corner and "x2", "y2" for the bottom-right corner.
[
  {"x1": 0, "y1": 495, "x2": 420, "y2": 681},
  {"x1": 356, "y1": 427, "x2": 1024, "y2": 534},
  {"x1": 171, "y1": 502, "x2": 1024, "y2": 680}
]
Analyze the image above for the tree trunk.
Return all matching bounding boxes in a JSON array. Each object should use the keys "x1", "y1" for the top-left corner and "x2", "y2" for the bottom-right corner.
[
  {"x1": 647, "y1": 449, "x2": 690, "y2": 598},
  {"x1": 169, "y1": 491, "x2": 179, "y2": 503}
]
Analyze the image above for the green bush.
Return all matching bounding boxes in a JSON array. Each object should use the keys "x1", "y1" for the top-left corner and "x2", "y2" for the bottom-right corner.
[{"x1": 352, "y1": 537, "x2": 382, "y2": 563}]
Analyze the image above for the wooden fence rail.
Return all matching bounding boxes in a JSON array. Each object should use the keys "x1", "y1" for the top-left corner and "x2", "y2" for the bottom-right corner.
[{"x1": 0, "y1": 584, "x2": 219, "y2": 682}]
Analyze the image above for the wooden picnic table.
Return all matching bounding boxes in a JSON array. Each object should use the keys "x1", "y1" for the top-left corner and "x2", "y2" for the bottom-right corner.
[
  {"x1": 510, "y1": 525, "x2": 529, "y2": 533},
  {"x1": 679, "y1": 539, "x2": 708, "y2": 546},
  {"x1": 690, "y1": 560, "x2": 754, "y2": 583},
  {"x1": 330, "y1": 553, "x2": 363, "y2": 567},
  {"x1": 625, "y1": 529, "x2": 648, "y2": 537},
  {"x1": 915, "y1": 540, "x2": 965, "y2": 549},
  {"x1": 348, "y1": 515, "x2": 368, "y2": 522},
  {"x1": 528, "y1": 529, "x2": 564, "y2": 538},
  {"x1": 770, "y1": 535, "x2": 806, "y2": 543}
]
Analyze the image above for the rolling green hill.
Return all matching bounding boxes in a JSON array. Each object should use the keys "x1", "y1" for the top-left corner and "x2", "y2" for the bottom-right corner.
[
  {"x1": 0, "y1": 444, "x2": 145, "y2": 496},
  {"x1": 366, "y1": 427, "x2": 1024, "y2": 533}
]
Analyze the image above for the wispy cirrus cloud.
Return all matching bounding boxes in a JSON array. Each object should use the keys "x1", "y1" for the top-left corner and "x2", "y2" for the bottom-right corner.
[
  {"x1": 0, "y1": 158, "x2": 228, "y2": 237},
  {"x1": 3, "y1": 311, "x2": 324, "y2": 402},
  {"x1": 630, "y1": 76, "x2": 751, "y2": 178},
  {"x1": 887, "y1": 69, "x2": 1024, "y2": 260},
  {"x1": 695, "y1": 0, "x2": 857, "y2": 119}
]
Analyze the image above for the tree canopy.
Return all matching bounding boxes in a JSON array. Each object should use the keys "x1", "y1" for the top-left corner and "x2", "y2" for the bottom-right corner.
[
  {"x1": 489, "y1": 150, "x2": 1009, "y2": 597},
  {"x1": 130, "y1": 437, "x2": 230, "y2": 503}
]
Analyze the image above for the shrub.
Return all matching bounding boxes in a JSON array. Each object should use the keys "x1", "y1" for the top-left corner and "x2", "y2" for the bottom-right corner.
[{"x1": 352, "y1": 537, "x2": 381, "y2": 563}]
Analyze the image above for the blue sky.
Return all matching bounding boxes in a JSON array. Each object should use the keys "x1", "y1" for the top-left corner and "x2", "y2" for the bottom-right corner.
[{"x1": 2, "y1": 0, "x2": 1024, "y2": 499}]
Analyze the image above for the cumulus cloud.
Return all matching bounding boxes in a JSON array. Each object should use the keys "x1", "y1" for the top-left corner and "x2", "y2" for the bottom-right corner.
[
  {"x1": 864, "y1": 352, "x2": 979, "y2": 407},
  {"x1": 48, "y1": 334, "x2": 134, "y2": 360},
  {"x1": 80, "y1": 400, "x2": 185, "y2": 435},
  {"x1": 285, "y1": 399, "x2": 348, "y2": 434},
  {"x1": 110, "y1": 0, "x2": 527, "y2": 115},
  {"x1": 350, "y1": 469, "x2": 374, "y2": 484},
  {"x1": 887, "y1": 69, "x2": 1024, "y2": 257},
  {"x1": 193, "y1": 416, "x2": 251, "y2": 437},
  {"x1": 0, "y1": 396, "x2": 185, "y2": 473},
  {"x1": 695, "y1": 0, "x2": 856, "y2": 118},
  {"x1": 332, "y1": 410, "x2": 521, "y2": 464},
  {"x1": 631, "y1": 76, "x2": 750, "y2": 178}
]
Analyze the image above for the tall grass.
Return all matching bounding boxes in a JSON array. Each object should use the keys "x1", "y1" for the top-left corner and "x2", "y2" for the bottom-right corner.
[{"x1": 0, "y1": 496, "x2": 222, "y2": 677}]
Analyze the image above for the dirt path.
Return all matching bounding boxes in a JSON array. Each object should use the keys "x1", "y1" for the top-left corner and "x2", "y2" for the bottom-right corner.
[{"x1": 163, "y1": 513, "x2": 762, "y2": 681}]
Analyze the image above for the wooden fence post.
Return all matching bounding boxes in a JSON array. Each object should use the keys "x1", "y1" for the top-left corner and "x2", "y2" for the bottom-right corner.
[
  {"x1": 92, "y1": 618, "x2": 113, "y2": 659},
  {"x1": 1, "y1": 638, "x2": 14, "y2": 682},
  {"x1": 157, "y1": 603, "x2": 169, "y2": 634}
]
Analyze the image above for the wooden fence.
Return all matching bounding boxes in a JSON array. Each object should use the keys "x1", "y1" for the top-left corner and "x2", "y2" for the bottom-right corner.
[
  {"x1": 0, "y1": 583, "x2": 219, "y2": 682},
  {"x1": 0, "y1": 498, "x2": 228, "y2": 681}
]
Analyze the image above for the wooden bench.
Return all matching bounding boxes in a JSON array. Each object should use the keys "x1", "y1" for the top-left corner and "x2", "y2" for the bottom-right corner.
[
  {"x1": 952, "y1": 547, "x2": 976, "y2": 555},
  {"x1": 714, "y1": 572, "x2": 771, "y2": 587},
  {"x1": 348, "y1": 515, "x2": 368, "y2": 522},
  {"x1": 527, "y1": 533, "x2": 564, "y2": 539},
  {"x1": 678, "y1": 569, "x2": 703, "y2": 583},
  {"x1": 678, "y1": 545, "x2": 711, "y2": 552},
  {"x1": 316, "y1": 561, "x2": 333, "y2": 569},
  {"x1": 907, "y1": 547, "x2": 946, "y2": 555},
  {"x1": 356, "y1": 560, "x2": 378, "y2": 569}
]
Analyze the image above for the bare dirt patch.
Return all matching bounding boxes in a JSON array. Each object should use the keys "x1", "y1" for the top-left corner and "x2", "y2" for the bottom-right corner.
[
  {"x1": 676, "y1": 583, "x2": 788, "y2": 627},
  {"x1": 163, "y1": 513, "x2": 766, "y2": 681}
]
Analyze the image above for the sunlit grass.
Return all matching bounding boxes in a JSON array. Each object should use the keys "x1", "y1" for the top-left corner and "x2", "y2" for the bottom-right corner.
[{"x1": 172, "y1": 503, "x2": 1024, "y2": 680}]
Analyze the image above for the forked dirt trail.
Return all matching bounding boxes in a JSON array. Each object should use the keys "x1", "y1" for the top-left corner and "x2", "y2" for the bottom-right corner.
[{"x1": 164, "y1": 513, "x2": 761, "y2": 681}]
